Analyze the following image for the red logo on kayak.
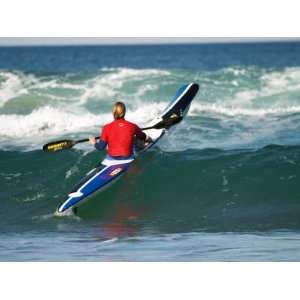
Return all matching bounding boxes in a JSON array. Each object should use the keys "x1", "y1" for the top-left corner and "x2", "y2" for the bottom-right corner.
[{"x1": 109, "y1": 167, "x2": 123, "y2": 176}]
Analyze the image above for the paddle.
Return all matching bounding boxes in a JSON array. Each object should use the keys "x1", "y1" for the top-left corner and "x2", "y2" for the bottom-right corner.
[{"x1": 43, "y1": 114, "x2": 182, "y2": 153}]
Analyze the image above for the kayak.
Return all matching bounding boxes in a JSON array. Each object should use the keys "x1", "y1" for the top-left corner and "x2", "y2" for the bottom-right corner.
[{"x1": 56, "y1": 83, "x2": 199, "y2": 215}]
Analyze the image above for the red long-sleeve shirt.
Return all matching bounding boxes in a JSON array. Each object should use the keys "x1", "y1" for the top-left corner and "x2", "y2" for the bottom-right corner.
[{"x1": 100, "y1": 118, "x2": 146, "y2": 157}]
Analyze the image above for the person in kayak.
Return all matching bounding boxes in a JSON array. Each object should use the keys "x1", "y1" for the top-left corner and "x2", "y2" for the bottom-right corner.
[{"x1": 89, "y1": 102, "x2": 151, "y2": 159}]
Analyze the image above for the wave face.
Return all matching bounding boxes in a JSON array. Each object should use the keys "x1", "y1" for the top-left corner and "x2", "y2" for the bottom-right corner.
[
  {"x1": 1, "y1": 145, "x2": 300, "y2": 233},
  {"x1": 2, "y1": 43, "x2": 300, "y2": 261}
]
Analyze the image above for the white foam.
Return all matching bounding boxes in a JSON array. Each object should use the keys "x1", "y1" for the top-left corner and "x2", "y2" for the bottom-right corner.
[
  {"x1": 232, "y1": 67, "x2": 300, "y2": 105},
  {"x1": 188, "y1": 67, "x2": 300, "y2": 118},
  {"x1": 33, "y1": 79, "x2": 84, "y2": 90},
  {"x1": 79, "y1": 68, "x2": 170, "y2": 105},
  {"x1": 190, "y1": 102, "x2": 300, "y2": 117},
  {"x1": 0, "y1": 106, "x2": 110, "y2": 150},
  {"x1": 0, "y1": 71, "x2": 29, "y2": 107},
  {"x1": 65, "y1": 165, "x2": 80, "y2": 179},
  {"x1": 23, "y1": 193, "x2": 44, "y2": 202},
  {"x1": 135, "y1": 83, "x2": 158, "y2": 98},
  {"x1": 0, "y1": 106, "x2": 107, "y2": 138},
  {"x1": 262, "y1": 67, "x2": 300, "y2": 90},
  {"x1": 2, "y1": 66, "x2": 300, "y2": 152},
  {"x1": 0, "y1": 101, "x2": 168, "y2": 150},
  {"x1": 126, "y1": 102, "x2": 167, "y2": 124},
  {"x1": 0, "y1": 68, "x2": 168, "y2": 110},
  {"x1": 223, "y1": 67, "x2": 247, "y2": 76}
]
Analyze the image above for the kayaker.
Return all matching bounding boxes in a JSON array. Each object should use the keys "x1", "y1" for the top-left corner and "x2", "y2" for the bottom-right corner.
[{"x1": 89, "y1": 102, "x2": 151, "y2": 159}]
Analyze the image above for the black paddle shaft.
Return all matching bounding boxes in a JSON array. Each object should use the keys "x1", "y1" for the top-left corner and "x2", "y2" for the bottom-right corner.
[{"x1": 43, "y1": 115, "x2": 182, "y2": 152}]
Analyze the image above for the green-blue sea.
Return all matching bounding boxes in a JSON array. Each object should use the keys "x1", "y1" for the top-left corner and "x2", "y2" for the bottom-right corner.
[{"x1": 1, "y1": 42, "x2": 300, "y2": 261}]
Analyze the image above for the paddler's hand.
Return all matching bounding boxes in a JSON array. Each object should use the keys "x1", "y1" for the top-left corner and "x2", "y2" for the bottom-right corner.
[
  {"x1": 145, "y1": 136, "x2": 153, "y2": 143},
  {"x1": 89, "y1": 136, "x2": 97, "y2": 145}
]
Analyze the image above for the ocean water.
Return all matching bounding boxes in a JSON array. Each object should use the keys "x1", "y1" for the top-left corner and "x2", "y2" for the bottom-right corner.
[{"x1": 1, "y1": 42, "x2": 300, "y2": 261}]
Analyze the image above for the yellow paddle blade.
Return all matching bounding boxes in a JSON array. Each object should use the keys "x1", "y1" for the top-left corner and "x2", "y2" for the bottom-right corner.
[{"x1": 43, "y1": 140, "x2": 75, "y2": 152}]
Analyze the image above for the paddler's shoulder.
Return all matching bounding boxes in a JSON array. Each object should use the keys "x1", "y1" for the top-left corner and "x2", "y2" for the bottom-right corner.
[
  {"x1": 121, "y1": 118, "x2": 139, "y2": 128},
  {"x1": 105, "y1": 118, "x2": 138, "y2": 129},
  {"x1": 113, "y1": 118, "x2": 137, "y2": 128},
  {"x1": 104, "y1": 118, "x2": 122, "y2": 127}
]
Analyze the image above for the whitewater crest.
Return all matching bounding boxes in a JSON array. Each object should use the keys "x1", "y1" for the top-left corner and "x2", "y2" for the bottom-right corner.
[
  {"x1": 190, "y1": 103, "x2": 300, "y2": 117},
  {"x1": 0, "y1": 71, "x2": 32, "y2": 107},
  {"x1": 1, "y1": 66, "x2": 300, "y2": 151},
  {"x1": 0, "y1": 68, "x2": 170, "y2": 108},
  {"x1": 0, "y1": 103, "x2": 167, "y2": 151}
]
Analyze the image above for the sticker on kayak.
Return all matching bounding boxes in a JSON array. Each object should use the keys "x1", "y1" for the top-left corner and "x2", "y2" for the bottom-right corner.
[{"x1": 109, "y1": 167, "x2": 123, "y2": 177}]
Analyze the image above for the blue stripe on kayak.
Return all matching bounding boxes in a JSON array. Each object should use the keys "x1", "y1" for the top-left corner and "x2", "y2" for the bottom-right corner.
[
  {"x1": 160, "y1": 84, "x2": 189, "y2": 116},
  {"x1": 58, "y1": 164, "x2": 129, "y2": 212}
]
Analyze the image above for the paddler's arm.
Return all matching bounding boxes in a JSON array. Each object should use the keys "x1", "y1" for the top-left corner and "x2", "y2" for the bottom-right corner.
[
  {"x1": 145, "y1": 135, "x2": 153, "y2": 143},
  {"x1": 137, "y1": 127, "x2": 153, "y2": 143},
  {"x1": 135, "y1": 125, "x2": 152, "y2": 142},
  {"x1": 89, "y1": 125, "x2": 109, "y2": 151},
  {"x1": 89, "y1": 136, "x2": 107, "y2": 151}
]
